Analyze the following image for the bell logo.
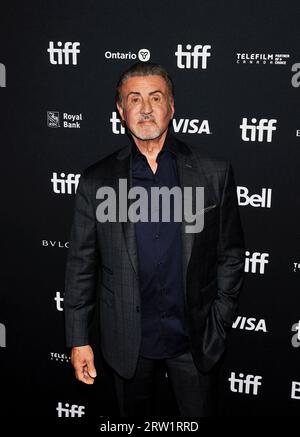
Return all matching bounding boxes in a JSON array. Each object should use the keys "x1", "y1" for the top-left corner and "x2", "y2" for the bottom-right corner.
[
  {"x1": 291, "y1": 382, "x2": 300, "y2": 399},
  {"x1": 237, "y1": 187, "x2": 272, "y2": 208}
]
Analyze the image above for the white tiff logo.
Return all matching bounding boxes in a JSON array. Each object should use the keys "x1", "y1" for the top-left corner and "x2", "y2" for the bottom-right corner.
[
  {"x1": 229, "y1": 372, "x2": 262, "y2": 395},
  {"x1": 48, "y1": 41, "x2": 80, "y2": 65},
  {"x1": 240, "y1": 118, "x2": 277, "y2": 142},
  {"x1": 175, "y1": 44, "x2": 211, "y2": 69},
  {"x1": 56, "y1": 402, "x2": 85, "y2": 417},
  {"x1": 96, "y1": 179, "x2": 205, "y2": 233}
]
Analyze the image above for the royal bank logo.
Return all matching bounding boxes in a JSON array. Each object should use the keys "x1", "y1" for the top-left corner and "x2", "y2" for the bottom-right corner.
[
  {"x1": 47, "y1": 111, "x2": 83, "y2": 128},
  {"x1": 240, "y1": 118, "x2": 277, "y2": 143},
  {"x1": 237, "y1": 186, "x2": 272, "y2": 208},
  {"x1": 175, "y1": 44, "x2": 211, "y2": 69},
  {"x1": 105, "y1": 48, "x2": 150, "y2": 62},
  {"x1": 291, "y1": 321, "x2": 300, "y2": 348},
  {"x1": 51, "y1": 172, "x2": 81, "y2": 194},
  {"x1": 245, "y1": 251, "x2": 269, "y2": 274},
  {"x1": 110, "y1": 111, "x2": 211, "y2": 135},
  {"x1": 232, "y1": 316, "x2": 267, "y2": 332},
  {"x1": 48, "y1": 41, "x2": 80, "y2": 65},
  {"x1": 291, "y1": 63, "x2": 300, "y2": 88},
  {"x1": 50, "y1": 352, "x2": 70, "y2": 363},
  {"x1": 47, "y1": 111, "x2": 60, "y2": 128},
  {"x1": 229, "y1": 372, "x2": 262, "y2": 395},
  {"x1": 0, "y1": 323, "x2": 6, "y2": 347},
  {"x1": 56, "y1": 402, "x2": 85, "y2": 418},
  {"x1": 0, "y1": 63, "x2": 6, "y2": 87},
  {"x1": 236, "y1": 52, "x2": 290, "y2": 65},
  {"x1": 54, "y1": 291, "x2": 64, "y2": 312}
]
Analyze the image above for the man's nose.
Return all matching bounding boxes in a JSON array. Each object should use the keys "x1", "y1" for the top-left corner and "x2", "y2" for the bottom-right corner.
[{"x1": 141, "y1": 99, "x2": 153, "y2": 114}]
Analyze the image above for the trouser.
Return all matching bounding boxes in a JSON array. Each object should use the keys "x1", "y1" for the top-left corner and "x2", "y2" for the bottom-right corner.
[{"x1": 113, "y1": 350, "x2": 218, "y2": 417}]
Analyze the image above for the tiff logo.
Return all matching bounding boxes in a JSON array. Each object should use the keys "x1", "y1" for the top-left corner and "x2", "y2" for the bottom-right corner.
[
  {"x1": 229, "y1": 372, "x2": 262, "y2": 395},
  {"x1": 245, "y1": 251, "x2": 269, "y2": 274},
  {"x1": 240, "y1": 118, "x2": 277, "y2": 142},
  {"x1": 291, "y1": 321, "x2": 300, "y2": 348},
  {"x1": 0, "y1": 323, "x2": 6, "y2": 347},
  {"x1": 48, "y1": 41, "x2": 80, "y2": 65},
  {"x1": 0, "y1": 63, "x2": 6, "y2": 87},
  {"x1": 175, "y1": 44, "x2": 211, "y2": 69},
  {"x1": 56, "y1": 402, "x2": 85, "y2": 417},
  {"x1": 54, "y1": 291, "x2": 64, "y2": 312},
  {"x1": 51, "y1": 172, "x2": 80, "y2": 194},
  {"x1": 237, "y1": 187, "x2": 272, "y2": 208}
]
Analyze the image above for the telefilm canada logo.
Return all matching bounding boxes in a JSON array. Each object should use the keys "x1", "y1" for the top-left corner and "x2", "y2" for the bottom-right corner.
[
  {"x1": 105, "y1": 48, "x2": 150, "y2": 62},
  {"x1": 236, "y1": 52, "x2": 290, "y2": 65},
  {"x1": 0, "y1": 62, "x2": 6, "y2": 87},
  {"x1": 47, "y1": 111, "x2": 83, "y2": 128}
]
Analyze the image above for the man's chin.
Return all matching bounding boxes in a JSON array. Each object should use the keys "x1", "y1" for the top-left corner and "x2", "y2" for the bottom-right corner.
[{"x1": 131, "y1": 129, "x2": 162, "y2": 141}]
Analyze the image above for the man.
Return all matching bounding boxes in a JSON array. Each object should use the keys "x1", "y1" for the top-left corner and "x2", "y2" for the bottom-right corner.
[{"x1": 64, "y1": 62, "x2": 245, "y2": 417}]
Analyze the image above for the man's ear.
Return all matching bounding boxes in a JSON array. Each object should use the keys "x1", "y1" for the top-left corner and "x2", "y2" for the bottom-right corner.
[
  {"x1": 170, "y1": 98, "x2": 175, "y2": 119},
  {"x1": 116, "y1": 102, "x2": 124, "y2": 122}
]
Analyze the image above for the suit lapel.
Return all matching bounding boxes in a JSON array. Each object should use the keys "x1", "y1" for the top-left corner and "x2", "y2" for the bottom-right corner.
[
  {"x1": 176, "y1": 151, "x2": 207, "y2": 293},
  {"x1": 115, "y1": 145, "x2": 139, "y2": 276}
]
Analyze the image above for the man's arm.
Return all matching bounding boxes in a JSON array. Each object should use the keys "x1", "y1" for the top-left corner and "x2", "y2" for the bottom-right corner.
[
  {"x1": 64, "y1": 171, "x2": 99, "y2": 383},
  {"x1": 214, "y1": 162, "x2": 245, "y2": 329}
]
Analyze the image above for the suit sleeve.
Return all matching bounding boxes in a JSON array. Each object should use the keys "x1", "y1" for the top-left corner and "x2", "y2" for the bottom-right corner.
[
  {"x1": 215, "y1": 162, "x2": 245, "y2": 329},
  {"x1": 64, "y1": 171, "x2": 100, "y2": 348}
]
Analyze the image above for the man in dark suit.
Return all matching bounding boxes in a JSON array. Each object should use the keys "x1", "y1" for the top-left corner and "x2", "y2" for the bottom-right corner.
[{"x1": 64, "y1": 62, "x2": 245, "y2": 417}]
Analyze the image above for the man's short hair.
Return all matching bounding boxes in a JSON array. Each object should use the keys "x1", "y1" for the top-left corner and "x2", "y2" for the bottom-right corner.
[{"x1": 115, "y1": 62, "x2": 174, "y2": 105}]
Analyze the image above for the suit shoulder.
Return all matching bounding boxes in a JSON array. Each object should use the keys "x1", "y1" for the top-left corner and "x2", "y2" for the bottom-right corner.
[
  {"x1": 187, "y1": 143, "x2": 229, "y2": 173},
  {"x1": 80, "y1": 145, "x2": 128, "y2": 180}
]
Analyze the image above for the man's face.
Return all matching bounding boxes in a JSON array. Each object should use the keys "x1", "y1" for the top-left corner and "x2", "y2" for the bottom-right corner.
[{"x1": 116, "y1": 75, "x2": 174, "y2": 141}]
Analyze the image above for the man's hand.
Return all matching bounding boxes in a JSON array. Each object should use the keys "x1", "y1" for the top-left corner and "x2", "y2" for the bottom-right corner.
[{"x1": 71, "y1": 345, "x2": 97, "y2": 385}]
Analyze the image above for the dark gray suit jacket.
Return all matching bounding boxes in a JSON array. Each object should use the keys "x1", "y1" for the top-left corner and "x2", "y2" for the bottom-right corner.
[{"x1": 64, "y1": 133, "x2": 245, "y2": 379}]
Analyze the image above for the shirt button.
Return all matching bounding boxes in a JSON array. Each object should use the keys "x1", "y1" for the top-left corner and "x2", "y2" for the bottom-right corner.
[
  {"x1": 136, "y1": 306, "x2": 140, "y2": 312},
  {"x1": 157, "y1": 261, "x2": 163, "y2": 266},
  {"x1": 155, "y1": 233, "x2": 160, "y2": 239}
]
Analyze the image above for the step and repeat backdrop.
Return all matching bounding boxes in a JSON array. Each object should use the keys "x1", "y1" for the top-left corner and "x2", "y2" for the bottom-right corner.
[{"x1": 1, "y1": 0, "x2": 300, "y2": 419}]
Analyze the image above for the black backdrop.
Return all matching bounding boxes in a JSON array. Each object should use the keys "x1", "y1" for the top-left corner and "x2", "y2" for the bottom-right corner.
[{"x1": 1, "y1": 0, "x2": 300, "y2": 420}]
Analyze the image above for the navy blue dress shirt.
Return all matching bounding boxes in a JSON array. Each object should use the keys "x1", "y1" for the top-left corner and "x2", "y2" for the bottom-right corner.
[{"x1": 131, "y1": 132, "x2": 190, "y2": 359}]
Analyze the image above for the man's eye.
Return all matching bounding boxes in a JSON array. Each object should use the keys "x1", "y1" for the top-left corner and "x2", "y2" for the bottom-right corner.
[
  {"x1": 152, "y1": 96, "x2": 160, "y2": 102},
  {"x1": 131, "y1": 97, "x2": 140, "y2": 103}
]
